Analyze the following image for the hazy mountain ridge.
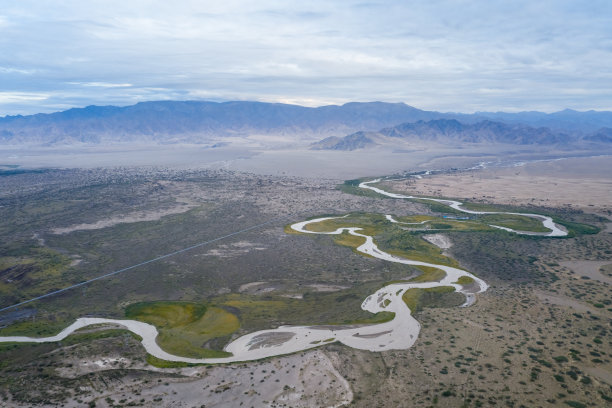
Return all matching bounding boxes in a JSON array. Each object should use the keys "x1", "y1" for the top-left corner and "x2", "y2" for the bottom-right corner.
[
  {"x1": 312, "y1": 119, "x2": 608, "y2": 151},
  {"x1": 584, "y1": 127, "x2": 612, "y2": 143},
  {"x1": 1, "y1": 100, "x2": 611, "y2": 146},
  {"x1": 0, "y1": 101, "x2": 444, "y2": 145},
  {"x1": 468, "y1": 109, "x2": 612, "y2": 132}
]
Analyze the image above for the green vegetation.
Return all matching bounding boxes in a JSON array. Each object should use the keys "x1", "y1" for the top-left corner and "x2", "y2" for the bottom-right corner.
[
  {"x1": 429, "y1": 222, "x2": 453, "y2": 229},
  {"x1": 63, "y1": 328, "x2": 143, "y2": 345},
  {"x1": 393, "y1": 215, "x2": 435, "y2": 223},
  {"x1": 402, "y1": 286, "x2": 464, "y2": 313},
  {"x1": 455, "y1": 276, "x2": 475, "y2": 285},
  {"x1": 379, "y1": 230, "x2": 459, "y2": 267},
  {"x1": 125, "y1": 301, "x2": 237, "y2": 358},
  {"x1": 217, "y1": 282, "x2": 395, "y2": 331},
  {"x1": 301, "y1": 213, "x2": 385, "y2": 235},
  {"x1": 0, "y1": 328, "x2": 140, "y2": 355},
  {"x1": 478, "y1": 213, "x2": 549, "y2": 233},
  {"x1": 402, "y1": 288, "x2": 421, "y2": 312},
  {"x1": 122, "y1": 282, "x2": 397, "y2": 359},
  {"x1": 338, "y1": 179, "x2": 388, "y2": 199},
  {"x1": 460, "y1": 201, "x2": 522, "y2": 213},
  {"x1": 413, "y1": 199, "x2": 464, "y2": 215},
  {"x1": 564, "y1": 401, "x2": 587, "y2": 408},
  {"x1": 145, "y1": 354, "x2": 198, "y2": 368},
  {"x1": 0, "y1": 318, "x2": 72, "y2": 338},
  {"x1": 553, "y1": 219, "x2": 600, "y2": 236},
  {"x1": 333, "y1": 231, "x2": 367, "y2": 251},
  {"x1": 409, "y1": 266, "x2": 447, "y2": 282},
  {"x1": 289, "y1": 213, "x2": 463, "y2": 266},
  {"x1": 339, "y1": 178, "x2": 600, "y2": 239},
  {"x1": 0, "y1": 247, "x2": 73, "y2": 309}
]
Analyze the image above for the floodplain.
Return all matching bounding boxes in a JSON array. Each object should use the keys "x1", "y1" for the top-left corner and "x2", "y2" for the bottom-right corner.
[{"x1": 0, "y1": 158, "x2": 610, "y2": 407}]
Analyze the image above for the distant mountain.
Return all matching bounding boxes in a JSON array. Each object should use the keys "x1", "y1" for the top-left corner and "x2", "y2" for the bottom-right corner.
[
  {"x1": 311, "y1": 119, "x2": 605, "y2": 151},
  {"x1": 312, "y1": 132, "x2": 379, "y2": 150},
  {"x1": 1, "y1": 100, "x2": 611, "y2": 146},
  {"x1": 472, "y1": 109, "x2": 612, "y2": 132},
  {"x1": 0, "y1": 101, "x2": 445, "y2": 146},
  {"x1": 584, "y1": 127, "x2": 612, "y2": 143}
]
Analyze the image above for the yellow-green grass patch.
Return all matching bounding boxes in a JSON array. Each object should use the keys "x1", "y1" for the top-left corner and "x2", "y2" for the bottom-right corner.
[
  {"x1": 409, "y1": 266, "x2": 447, "y2": 283},
  {"x1": 392, "y1": 215, "x2": 437, "y2": 223},
  {"x1": 332, "y1": 232, "x2": 367, "y2": 252},
  {"x1": 0, "y1": 248, "x2": 73, "y2": 308},
  {"x1": 455, "y1": 276, "x2": 475, "y2": 285},
  {"x1": 402, "y1": 288, "x2": 423, "y2": 313},
  {"x1": 478, "y1": 213, "x2": 549, "y2": 233},
  {"x1": 146, "y1": 354, "x2": 199, "y2": 368},
  {"x1": 218, "y1": 289, "x2": 395, "y2": 331},
  {"x1": 402, "y1": 286, "x2": 461, "y2": 313},
  {"x1": 125, "y1": 301, "x2": 238, "y2": 359},
  {"x1": 379, "y1": 231, "x2": 460, "y2": 267},
  {"x1": 301, "y1": 215, "x2": 385, "y2": 235}
]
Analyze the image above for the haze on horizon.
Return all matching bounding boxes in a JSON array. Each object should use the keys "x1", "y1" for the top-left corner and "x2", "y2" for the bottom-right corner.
[{"x1": 1, "y1": 0, "x2": 611, "y2": 116}]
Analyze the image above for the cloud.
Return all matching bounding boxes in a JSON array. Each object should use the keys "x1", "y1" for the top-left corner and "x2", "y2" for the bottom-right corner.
[
  {"x1": 0, "y1": 92, "x2": 49, "y2": 103},
  {"x1": 0, "y1": 0, "x2": 611, "y2": 115},
  {"x1": 0, "y1": 66, "x2": 37, "y2": 75},
  {"x1": 69, "y1": 82, "x2": 132, "y2": 88}
]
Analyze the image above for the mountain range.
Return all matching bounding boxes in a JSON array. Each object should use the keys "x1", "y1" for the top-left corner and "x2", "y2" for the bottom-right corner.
[
  {"x1": 311, "y1": 119, "x2": 611, "y2": 150},
  {"x1": 1, "y1": 100, "x2": 612, "y2": 147}
]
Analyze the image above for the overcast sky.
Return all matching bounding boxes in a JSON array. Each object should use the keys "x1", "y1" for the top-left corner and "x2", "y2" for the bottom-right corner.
[{"x1": 1, "y1": 0, "x2": 611, "y2": 116}]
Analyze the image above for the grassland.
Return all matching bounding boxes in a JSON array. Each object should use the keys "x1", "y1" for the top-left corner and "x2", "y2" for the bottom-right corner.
[
  {"x1": 125, "y1": 302, "x2": 237, "y2": 358},
  {"x1": 407, "y1": 266, "x2": 447, "y2": 282},
  {"x1": 0, "y1": 247, "x2": 73, "y2": 308},
  {"x1": 553, "y1": 218, "x2": 601, "y2": 237},
  {"x1": 454, "y1": 276, "x2": 474, "y2": 285},
  {"x1": 292, "y1": 213, "x2": 462, "y2": 268},
  {"x1": 215, "y1": 281, "x2": 396, "y2": 331},
  {"x1": 338, "y1": 179, "x2": 390, "y2": 199},
  {"x1": 379, "y1": 230, "x2": 460, "y2": 267},
  {"x1": 478, "y1": 213, "x2": 550, "y2": 232},
  {"x1": 401, "y1": 286, "x2": 464, "y2": 313},
  {"x1": 120, "y1": 283, "x2": 397, "y2": 358},
  {"x1": 333, "y1": 231, "x2": 368, "y2": 250},
  {"x1": 145, "y1": 354, "x2": 196, "y2": 368},
  {"x1": 343, "y1": 178, "x2": 601, "y2": 236}
]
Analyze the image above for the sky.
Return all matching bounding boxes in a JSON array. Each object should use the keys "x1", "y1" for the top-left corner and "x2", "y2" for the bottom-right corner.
[{"x1": 1, "y1": 0, "x2": 611, "y2": 116}]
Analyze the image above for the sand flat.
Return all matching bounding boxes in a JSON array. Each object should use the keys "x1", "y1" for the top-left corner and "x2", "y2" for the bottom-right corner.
[
  {"x1": 387, "y1": 155, "x2": 612, "y2": 211},
  {"x1": 560, "y1": 261, "x2": 612, "y2": 285}
]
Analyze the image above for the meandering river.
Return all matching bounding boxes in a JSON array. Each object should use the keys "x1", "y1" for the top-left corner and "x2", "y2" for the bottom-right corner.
[
  {"x1": 0, "y1": 179, "x2": 563, "y2": 364},
  {"x1": 360, "y1": 179, "x2": 567, "y2": 237}
]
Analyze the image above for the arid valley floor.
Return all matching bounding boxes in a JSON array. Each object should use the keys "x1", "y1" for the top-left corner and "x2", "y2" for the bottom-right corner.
[{"x1": 0, "y1": 154, "x2": 610, "y2": 408}]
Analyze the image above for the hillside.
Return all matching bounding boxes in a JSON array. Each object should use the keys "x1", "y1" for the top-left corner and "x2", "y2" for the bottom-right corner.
[
  {"x1": 0, "y1": 101, "x2": 444, "y2": 145},
  {"x1": 311, "y1": 119, "x2": 611, "y2": 150}
]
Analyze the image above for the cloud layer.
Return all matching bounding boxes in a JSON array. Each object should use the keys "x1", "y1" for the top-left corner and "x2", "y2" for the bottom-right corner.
[{"x1": 1, "y1": 0, "x2": 611, "y2": 115}]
